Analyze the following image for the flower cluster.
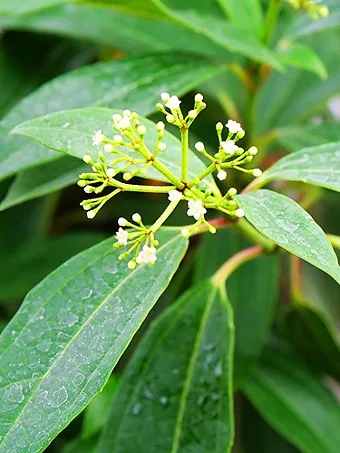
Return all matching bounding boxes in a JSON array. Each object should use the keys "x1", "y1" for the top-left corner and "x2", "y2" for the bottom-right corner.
[
  {"x1": 78, "y1": 93, "x2": 263, "y2": 268},
  {"x1": 284, "y1": 0, "x2": 329, "y2": 19}
]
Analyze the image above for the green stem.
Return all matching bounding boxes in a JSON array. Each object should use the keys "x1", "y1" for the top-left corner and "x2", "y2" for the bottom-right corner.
[
  {"x1": 242, "y1": 175, "x2": 267, "y2": 193},
  {"x1": 188, "y1": 163, "x2": 216, "y2": 188},
  {"x1": 149, "y1": 199, "x2": 181, "y2": 232},
  {"x1": 109, "y1": 179, "x2": 176, "y2": 193},
  {"x1": 236, "y1": 218, "x2": 276, "y2": 252},
  {"x1": 212, "y1": 245, "x2": 263, "y2": 286},
  {"x1": 181, "y1": 128, "x2": 189, "y2": 182}
]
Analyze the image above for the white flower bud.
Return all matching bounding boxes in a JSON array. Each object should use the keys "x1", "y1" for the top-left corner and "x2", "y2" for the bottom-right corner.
[
  {"x1": 132, "y1": 213, "x2": 141, "y2": 223},
  {"x1": 248, "y1": 146, "x2": 258, "y2": 156},
  {"x1": 112, "y1": 113, "x2": 122, "y2": 122},
  {"x1": 235, "y1": 208, "x2": 245, "y2": 218},
  {"x1": 106, "y1": 168, "x2": 116, "y2": 177},
  {"x1": 157, "y1": 121, "x2": 165, "y2": 131},
  {"x1": 113, "y1": 135, "x2": 123, "y2": 144},
  {"x1": 128, "y1": 260, "x2": 136, "y2": 270},
  {"x1": 123, "y1": 109, "x2": 131, "y2": 117},
  {"x1": 84, "y1": 185, "x2": 92, "y2": 193},
  {"x1": 87, "y1": 210, "x2": 96, "y2": 219},
  {"x1": 216, "y1": 122, "x2": 223, "y2": 132},
  {"x1": 104, "y1": 144, "x2": 113, "y2": 152},
  {"x1": 195, "y1": 142, "x2": 205, "y2": 152},
  {"x1": 158, "y1": 142, "x2": 166, "y2": 151},
  {"x1": 118, "y1": 217, "x2": 127, "y2": 226},
  {"x1": 166, "y1": 114, "x2": 175, "y2": 123},
  {"x1": 137, "y1": 125, "x2": 147, "y2": 135},
  {"x1": 123, "y1": 172, "x2": 132, "y2": 181},
  {"x1": 253, "y1": 168, "x2": 263, "y2": 177},
  {"x1": 83, "y1": 154, "x2": 93, "y2": 164},
  {"x1": 228, "y1": 188, "x2": 237, "y2": 197},
  {"x1": 217, "y1": 170, "x2": 227, "y2": 181},
  {"x1": 161, "y1": 92, "x2": 170, "y2": 102},
  {"x1": 168, "y1": 190, "x2": 182, "y2": 202},
  {"x1": 188, "y1": 110, "x2": 197, "y2": 119},
  {"x1": 195, "y1": 93, "x2": 204, "y2": 103},
  {"x1": 165, "y1": 96, "x2": 181, "y2": 110}
]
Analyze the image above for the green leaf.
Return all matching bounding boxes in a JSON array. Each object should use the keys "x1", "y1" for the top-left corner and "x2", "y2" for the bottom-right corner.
[
  {"x1": 11, "y1": 107, "x2": 218, "y2": 191},
  {"x1": 194, "y1": 229, "x2": 279, "y2": 385},
  {"x1": 283, "y1": 300, "x2": 340, "y2": 381},
  {"x1": 217, "y1": 0, "x2": 264, "y2": 38},
  {"x1": 236, "y1": 190, "x2": 340, "y2": 284},
  {"x1": 0, "y1": 232, "x2": 108, "y2": 301},
  {"x1": 62, "y1": 437, "x2": 97, "y2": 453},
  {"x1": 0, "y1": 158, "x2": 86, "y2": 212},
  {"x1": 0, "y1": 228, "x2": 188, "y2": 453},
  {"x1": 149, "y1": 0, "x2": 283, "y2": 69},
  {"x1": 244, "y1": 345, "x2": 340, "y2": 453},
  {"x1": 0, "y1": 53, "x2": 223, "y2": 183},
  {"x1": 284, "y1": 0, "x2": 340, "y2": 39},
  {"x1": 82, "y1": 376, "x2": 120, "y2": 439},
  {"x1": 0, "y1": 0, "x2": 76, "y2": 14},
  {"x1": 259, "y1": 142, "x2": 340, "y2": 192},
  {"x1": 98, "y1": 281, "x2": 234, "y2": 453},
  {"x1": 276, "y1": 42, "x2": 327, "y2": 79},
  {"x1": 275, "y1": 123, "x2": 340, "y2": 151}
]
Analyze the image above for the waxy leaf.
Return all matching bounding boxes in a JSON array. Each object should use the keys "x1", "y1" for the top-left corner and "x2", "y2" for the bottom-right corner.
[
  {"x1": 244, "y1": 345, "x2": 340, "y2": 453},
  {"x1": 98, "y1": 281, "x2": 234, "y2": 453},
  {"x1": 277, "y1": 43, "x2": 327, "y2": 79},
  {"x1": 236, "y1": 190, "x2": 340, "y2": 284},
  {"x1": 259, "y1": 142, "x2": 340, "y2": 192},
  {"x1": 218, "y1": 0, "x2": 264, "y2": 38},
  {"x1": 0, "y1": 0, "x2": 76, "y2": 14},
  {"x1": 0, "y1": 53, "x2": 223, "y2": 183},
  {"x1": 0, "y1": 228, "x2": 188, "y2": 453},
  {"x1": 276, "y1": 123, "x2": 340, "y2": 151},
  {"x1": 12, "y1": 107, "x2": 218, "y2": 191}
]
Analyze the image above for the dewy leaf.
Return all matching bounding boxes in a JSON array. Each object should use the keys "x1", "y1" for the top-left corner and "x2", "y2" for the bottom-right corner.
[
  {"x1": 276, "y1": 42, "x2": 327, "y2": 79},
  {"x1": 98, "y1": 281, "x2": 234, "y2": 453},
  {"x1": 236, "y1": 190, "x2": 340, "y2": 284},
  {"x1": 0, "y1": 53, "x2": 224, "y2": 183},
  {"x1": 11, "y1": 107, "x2": 218, "y2": 191},
  {"x1": 259, "y1": 142, "x2": 340, "y2": 192},
  {"x1": 0, "y1": 228, "x2": 188, "y2": 453},
  {"x1": 149, "y1": 0, "x2": 283, "y2": 69},
  {"x1": 244, "y1": 345, "x2": 340, "y2": 453}
]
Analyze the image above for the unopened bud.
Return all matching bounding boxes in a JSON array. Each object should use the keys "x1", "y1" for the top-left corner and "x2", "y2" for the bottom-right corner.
[
  {"x1": 216, "y1": 122, "x2": 223, "y2": 133},
  {"x1": 128, "y1": 260, "x2": 136, "y2": 270},
  {"x1": 235, "y1": 208, "x2": 245, "y2": 218},
  {"x1": 83, "y1": 154, "x2": 93, "y2": 164},
  {"x1": 132, "y1": 213, "x2": 141, "y2": 223},
  {"x1": 104, "y1": 144, "x2": 113, "y2": 152},
  {"x1": 188, "y1": 110, "x2": 197, "y2": 119},
  {"x1": 195, "y1": 141, "x2": 205, "y2": 152},
  {"x1": 87, "y1": 210, "x2": 96, "y2": 219},
  {"x1": 106, "y1": 168, "x2": 116, "y2": 178},
  {"x1": 157, "y1": 121, "x2": 165, "y2": 131},
  {"x1": 253, "y1": 168, "x2": 262, "y2": 177},
  {"x1": 195, "y1": 93, "x2": 204, "y2": 103},
  {"x1": 137, "y1": 125, "x2": 147, "y2": 135},
  {"x1": 166, "y1": 114, "x2": 175, "y2": 123},
  {"x1": 248, "y1": 146, "x2": 258, "y2": 156}
]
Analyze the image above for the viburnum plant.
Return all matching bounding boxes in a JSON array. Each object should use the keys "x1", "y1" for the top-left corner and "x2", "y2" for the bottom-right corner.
[
  {"x1": 0, "y1": 0, "x2": 339, "y2": 453},
  {"x1": 78, "y1": 92, "x2": 262, "y2": 269}
]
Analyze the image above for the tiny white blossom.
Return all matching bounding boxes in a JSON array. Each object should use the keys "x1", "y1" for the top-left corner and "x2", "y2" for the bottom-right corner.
[
  {"x1": 165, "y1": 95, "x2": 181, "y2": 110},
  {"x1": 106, "y1": 168, "x2": 116, "y2": 178},
  {"x1": 187, "y1": 199, "x2": 207, "y2": 221},
  {"x1": 226, "y1": 120, "x2": 243, "y2": 134},
  {"x1": 87, "y1": 210, "x2": 96, "y2": 219},
  {"x1": 118, "y1": 217, "x2": 128, "y2": 226},
  {"x1": 235, "y1": 208, "x2": 245, "y2": 218},
  {"x1": 253, "y1": 168, "x2": 262, "y2": 177},
  {"x1": 168, "y1": 190, "x2": 182, "y2": 202},
  {"x1": 123, "y1": 109, "x2": 131, "y2": 117},
  {"x1": 92, "y1": 130, "x2": 104, "y2": 146},
  {"x1": 195, "y1": 142, "x2": 205, "y2": 152},
  {"x1": 195, "y1": 93, "x2": 204, "y2": 103},
  {"x1": 137, "y1": 125, "x2": 147, "y2": 135},
  {"x1": 113, "y1": 135, "x2": 123, "y2": 144},
  {"x1": 83, "y1": 154, "x2": 92, "y2": 164},
  {"x1": 132, "y1": 213, "x2": 141, "y2": 223},
  {"x1": 116, "y1": 227, "x2": 128, "y2": 245},
  {"x1": 137, "y1": 245, "x2": 157, "y2": 265},
  {"x1": 158, "y1": 142, "x2": 166, "y2": 151},
  {"x1": 104, "y1": 144, "x2": 113, "y2": 152},
  {"x1": 157, "y1": 121, "x2": 165, "y2": 131},
  {"x1": 112, "y1": 113, "x2": 122, "y2": 122},
  {"x1": 221, "y1": 140, "x2": 238, "y2": 155},
  {"x1": 116, "y1": 117, "x2": 130, "y2": 130},
  {"x1": 161, "y1": 92, "x2": 170, "y2": 102},
  {"x1": 217, "y1": 170, "x2": 227, "y2": 181}
]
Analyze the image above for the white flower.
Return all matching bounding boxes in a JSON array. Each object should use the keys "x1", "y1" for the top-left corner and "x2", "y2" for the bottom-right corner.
[
  {"x1": 84, "y1": 185, "x2": 92, "y2": 193},
  {"x1": 116, "y1": 117, "x2": 130, "y2": 130},
  {"x1": 187, "y1": 199, "x2": 207, "y2": 221},
  {"x1": 157, "y1": 142, "x2": 166, "y2": 151},
  {"x1": 165, "y1": 95, "x2": 181, "y2": 110},
  {"x1": 132, "y1": 213, "x2": 141, "y2": 223},
  {"x1": 248, "y1": 146, "x2": 258, "y2": 156},
  {"x1": 123, "y1": 109, "x2": 131, "y2": 117},
  {"x1": 235, "y1": 208, "x2": 245, "y2": 218},
  {"x1": 137, "y1": 125, "x2": 146, "y2": 135},
  {"x1": 226, "y1": 120, "x2": 243, "y2": 134},
  {"x1": 104, "y1": 144, "x2": 113, "y2": 152},
  {"x1": 87, "y1": 210, "x2": 96, "y2": 219},
  {"x1": 116, "y1": 227, "x2": 128, "y2": 245},
  {"x1": 217, "y1": 170, "x2": 227, "y2": 181},
  {"x1": 166, "y1": 114, "x2": 175, "y2": 123},
  {"x1": 118, "y1": 217, "x2": 127, "y2": 226},
  {"x1": 112, "y1": 113, "x2": 122, "y2": 122},
  {"x1": 157, "y1": 121, "x2": 165, "y2": 131},
  {"x1": 113, "y1": 135, "x2": 123, "y2": 144},
  {"x1": 168, "y1": 190, "x2": 182, "y2": 202},
  {"x1": 136, "y1": 245, "x2": 157, "y2": 265},
  {"x1": 106, "y1": 168, "x2": 116, "y2": 178},
  {"x1": 92, "y1": 130, "x2": 104, "y2": 146},
  {"x1": 195, "y1": 142, "x2": 205, "y2": 152},
  {"x1": 188, "y1": 110, "x2": 197, "y2": 119},
  {"x1": 161, "y1": 92, "x2": 170, "y2": 102},
  {"x1": 221, "y1": 140, "x2": 238, "y2": 155},
  {"x1": 253, "y1": 168, "x2": 262, "y2": 177},
  {"x1": 195, "y1": 93, "x2": 204, "y2": 102}
]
